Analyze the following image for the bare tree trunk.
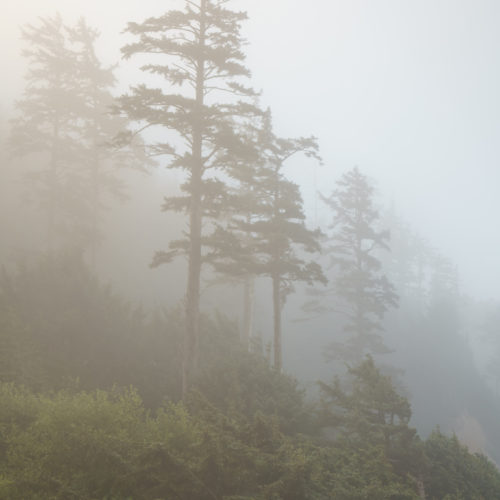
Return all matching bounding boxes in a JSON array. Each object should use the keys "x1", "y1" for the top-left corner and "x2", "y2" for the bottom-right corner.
[
  {"x1": 183, "y1": 0, "x2": 206, "y2": 398},
  {"x1": 90, "y1": 151, "x2": 100, "y2": 270},
  {"x1": 184, "y1": 190, "x2": 202, "y2": 395},
  {"x1": 272, "y1": 273, "x2": 282, "y2": 372},
  {"x1": 48, "y1": 117, "x2": 60, "y2": 254},
  {"x1": 242, "y1": 274, "x2": 255, "y2": 350}
]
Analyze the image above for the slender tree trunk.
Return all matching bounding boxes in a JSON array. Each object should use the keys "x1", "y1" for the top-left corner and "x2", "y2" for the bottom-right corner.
[
  {"x1": 354, "y1": 304, "x2": 364, "y2": 364},
  {"x1": 242, "y1": 274, "x2": 255, "y2": 350},
  {"x1": 48, "y1": 117, "x2": 60, "y2": 254},
  {"x1": 90, "y1": 150, "x2": 100, "y2": 270},
  {"x1": 183, "y1": 0, "x2": 206, "y2": 397},
  {"x1": 184, "y1": 180, "x2": 202, "y2": 395},
  {"x1": 354, "y1": 220, "x2": 365, "y2": 362},
  {"x1": 271, "y1": 170, "x2": 283, "y2": 372},
  {"x1": 272, "y1": 272, "x2": 282, "y2": 371}
]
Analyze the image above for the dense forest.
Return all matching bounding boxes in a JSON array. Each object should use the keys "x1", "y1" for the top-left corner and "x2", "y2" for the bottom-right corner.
[{"x1": 2, "y1": 1, "x2": 500, "y2": 498}]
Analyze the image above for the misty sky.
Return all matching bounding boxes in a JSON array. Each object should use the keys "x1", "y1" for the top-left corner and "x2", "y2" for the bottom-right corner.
[{"x1": 3, "y1": 0, "x2": 500, "y2": 301}]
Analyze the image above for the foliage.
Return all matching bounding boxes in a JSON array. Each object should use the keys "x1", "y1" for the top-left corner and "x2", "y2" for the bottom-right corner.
[
  {"x1": 317, "y1": 442, "x2": 420, "y2": 500},
  {"x1": 380, "y1": 209, "x2": 500, "y2": 463},
  {"x1": 4, "y1": 3, "x2": 500, "y2": 499},
  {"x1": 0, "y1": 253, "x2": 149, "y2": 392},
  {"x1": 195, "y1": 312, "x2": 312, "y2": 434},
  {"x1": 319, "y1": 357, "x2": 424, "y2": 491},
  {"x1": 3, "y1": 388, "x2": 147, "y2": 499},
  {"x1": 1, "y1": 295, "x2": 500, "y2": 498},
  {"x1": 424, "y1": 429, "x2": 500, "y2": 500},
  {"x1": 0, "y1": 253, "x2": 311, "y2": 426},
  {"x1": 119, "y1": 0, "x2": 260, "y2": 395},
  {"x1": 0, "y1": 385, "x2": 321, "y2": 500},
  {"x1": 212, "y1": 110, "x2": 326, "y2": 371},
  {"x1": 9, "y1": 15, "x2": 142, "y2": 254}
]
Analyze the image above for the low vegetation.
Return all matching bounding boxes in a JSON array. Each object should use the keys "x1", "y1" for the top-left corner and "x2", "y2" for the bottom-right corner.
[{"x1": 0, "y1": 257, "x2": 499, "y2": 499}]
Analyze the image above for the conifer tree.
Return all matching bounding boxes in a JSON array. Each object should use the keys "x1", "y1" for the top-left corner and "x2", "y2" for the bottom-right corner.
[
  {"x1": 212, "y1": 111, "x2": 326, "y2": 371},
  {"x1": 380, "y1": 208, "x2": 431, "y2": 311},
  {"x1": 68, "y1": 19, "x2": 146, "y2": 261},
  {"x1": 319, "y1": 356, "x2": 423, "y2": 484},
  {"x1": 10, "y1": 14, "x2": 81, "y2": 251},
  {"x1": 204, "y1": 115, "x2": 264, "y2": 351},
  {"x1": 10, "y1": 15, "x2": 142, "y2": 256},
  {"x1": 314, "y1": 167, "x2": 397, "y2": 363},
  {"x1": 119, "y1": 0, "x2": 258, "y2": 394}
]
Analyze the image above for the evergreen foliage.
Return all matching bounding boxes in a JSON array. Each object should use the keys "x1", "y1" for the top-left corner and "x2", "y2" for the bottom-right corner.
[
  {"x1": 9, "y1": 15, "x2": 142, "y2": 255},
  {"x1": 0, "y1": 256, "x2": 499, "y2": 498},
  {"x1": 319, "y1": 357, "x2": 424, "y2": 481},
  {"x1": 3, "y1": 4, "x2": 500, "y2": 499},
  {"x1": 212, "y1": 111, "x2": 326, "y2": 371},
  {"x1": 0, "y1": 253, "x2": 310, "y2": 421},
  {"x1": 424, "y1": 429, "x2": 500, "y2": 499},
  {"x1": 0, "y1": 355, "x2": 497, "y2": 498},
  {"x1": 119, "y1": 0, "x2": 259, "y2": 395}
]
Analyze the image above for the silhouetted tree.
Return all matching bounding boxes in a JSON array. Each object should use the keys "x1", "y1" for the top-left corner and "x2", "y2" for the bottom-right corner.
[
  {"x1": 211, "y1": 111, "x2": 325, "y2": 371},
  {"x1": 119, "y1": 0, "x2": 258, "y2": 395}
]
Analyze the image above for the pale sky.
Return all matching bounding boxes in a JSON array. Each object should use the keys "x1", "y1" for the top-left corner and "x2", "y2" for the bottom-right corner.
[{"x1": 3, "y1": 0, "x2": 500, "y2": 301}]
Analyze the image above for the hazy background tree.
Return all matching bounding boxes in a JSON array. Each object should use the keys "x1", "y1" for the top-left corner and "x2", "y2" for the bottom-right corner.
[
  {"x1": 9, "y1": 14, "x2": 143, "y2": 259},
  {"x1": 9, "y1": 14, "x2": 82, "y2": 252},
  {"x1": 381, "y1": 206, "x2": 431, "y2": 312},
  {"x1": 307, "y1": 167, "x2": 397, "y2": 364},
  {"x1": 480, "y1": 307, "x2": 500, "y2": 397},
  {"x1": 68, "y1": 18, "x2": 147, "y2": 263},
  {"x1": 378, "y1": 210, "x2": 500, "y2": 464},
  {"x1": 2, "y1": 2, "x2": 500, "y2": 495}
]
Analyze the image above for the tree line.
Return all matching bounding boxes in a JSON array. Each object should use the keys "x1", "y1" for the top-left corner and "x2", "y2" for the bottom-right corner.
[
  {"x1": 8, "y1": 2, "x2": 403, "y2": 396},
  {"x1": 1, "y1": 264, "x2": 500, "y2": 498},
  {"x1": 4, "y1": 1, "x2": 500, "y2": 497}
]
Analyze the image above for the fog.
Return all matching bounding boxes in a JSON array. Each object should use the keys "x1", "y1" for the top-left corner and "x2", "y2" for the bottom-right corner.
[
  {"x1": 2, "y1": 1, "x2": 500, "y2": 496},
  {"x1": 5, "y1": 0, "x2": 500, "y2": 299}
]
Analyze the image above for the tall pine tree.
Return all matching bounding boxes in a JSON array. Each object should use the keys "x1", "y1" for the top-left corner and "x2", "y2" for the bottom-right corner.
[{"x1": 119, "y1": 0, "x2": 258, "y2": 394}]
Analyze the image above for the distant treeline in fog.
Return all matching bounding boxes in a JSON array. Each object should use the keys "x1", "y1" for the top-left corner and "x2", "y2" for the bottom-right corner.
[{"x1": 1, "y1": 1, "x2": 500, "y2": 498}]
